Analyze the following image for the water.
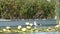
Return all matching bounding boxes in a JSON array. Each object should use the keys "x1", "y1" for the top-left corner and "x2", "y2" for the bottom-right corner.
[
  {"x1": 0, "y1": 19, "x2": 56, "y2": 27},
  {"x1": 0, "y1": 19, "x2": 57, "y2": 34},
  {"x1": 0, "y1": 32, "x2": 60, "y2": 34}
]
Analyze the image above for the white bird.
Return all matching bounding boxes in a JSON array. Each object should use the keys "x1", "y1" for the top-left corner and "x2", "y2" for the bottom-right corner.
[{"x1": 34, "y1": 21, "x2": 37, "y2": 26}]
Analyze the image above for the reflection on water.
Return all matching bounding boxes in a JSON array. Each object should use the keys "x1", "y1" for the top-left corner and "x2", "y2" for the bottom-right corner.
[{"x1": 0, "y1": 32, "x2": 60, "y2": 34}]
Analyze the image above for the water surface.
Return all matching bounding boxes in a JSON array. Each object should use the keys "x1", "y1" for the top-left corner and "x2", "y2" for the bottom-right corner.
[{"x1": 0, "y1": 32, "x2": 60, "y2": 34}]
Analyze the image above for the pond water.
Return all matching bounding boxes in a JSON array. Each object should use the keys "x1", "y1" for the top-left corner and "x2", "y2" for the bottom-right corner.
[{"x1": 0, "y1": 32, "x2": 60, "y2": 34}]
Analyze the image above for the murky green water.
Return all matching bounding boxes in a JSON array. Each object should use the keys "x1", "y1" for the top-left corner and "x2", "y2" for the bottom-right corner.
[{"x1": 0, "y1": 32, "x2": 60, "y2": 34}]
